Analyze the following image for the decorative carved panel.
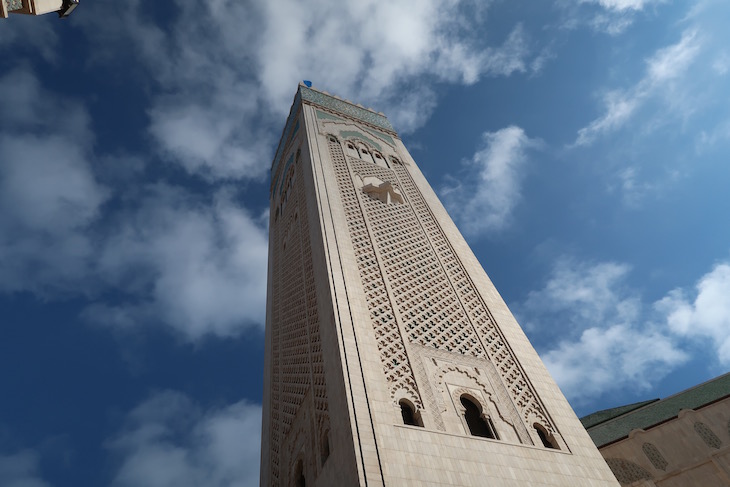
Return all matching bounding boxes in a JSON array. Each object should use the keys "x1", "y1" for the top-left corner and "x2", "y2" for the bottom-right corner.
[
  {"x1": 605, "y1": 458, "x2": 653, "y2": 484},
  {"x1": 268, "y1": 152, "x2": 329, "y2": 483},
  {"x1": 642, "y1": 442, "x2": 668, "y2": 471}
]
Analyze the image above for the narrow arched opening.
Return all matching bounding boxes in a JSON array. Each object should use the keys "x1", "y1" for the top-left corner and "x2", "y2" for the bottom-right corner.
[
  {"x1": 359, "y1": 145, "x2": 374, "y2": 163},
  {"x1": 345, "y1": 142, "x2": 359, "y2": 159},
  {"x1": 294, "y1": 459, "x2": 306, "y2": 487},
  {"x1": 321, "y1": 429, "x2": 330, "y2": 466},
  {"x1": 460, "y1": 396, "x2": 497, "y2": 439},
  {"x1": 399, "y1": 399, "x2": 422, "y2": 427},
  {"x1": 534, "y1": 423, "x2": 559, "y2": 449}
]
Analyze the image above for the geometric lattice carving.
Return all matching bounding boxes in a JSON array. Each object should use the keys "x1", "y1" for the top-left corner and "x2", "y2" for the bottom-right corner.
[
  {"x1": 351, "y1": 158, "x2": 485, "y2": 359},
  {"x1": 326, "y1": 132, "x2": 560, "y2": 444},
  {"x1": 268, "y1": 151, "x2": 329, "y2": 484},
  {"x1": 642, "y1": 442, "x2": 668, "y2": 471},
  {"x1": 328, "y1": 138, "x2": 422, "y2": 407},
  {"x1": 390, "y1": 162, "x2": 557, "y2": 436},
  {"x1": 695, "y1": 421, "x2": 722, "y2": 449},
  {"x1": 327, "y1": 135, "x2": 560, "y2": 441},
  {"x1": 605, "y1": 458, "x2": 653, "y2": 484}
]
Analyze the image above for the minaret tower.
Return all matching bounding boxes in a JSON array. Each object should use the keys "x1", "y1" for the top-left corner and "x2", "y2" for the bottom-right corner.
[{"x1": 261, "y1": 83, "x2": 619, "y2": 486}]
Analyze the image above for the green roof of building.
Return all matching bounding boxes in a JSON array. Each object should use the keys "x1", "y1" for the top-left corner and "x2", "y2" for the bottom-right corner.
[
  {"x1": 580, "y1": 399, "x2": 659, "y2": 429},
  {"x1": 581, "y1": 372, "x2": 730, "y2": 447}
]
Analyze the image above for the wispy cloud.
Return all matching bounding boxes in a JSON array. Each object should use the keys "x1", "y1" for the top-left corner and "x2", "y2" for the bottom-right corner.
[
  {"x1": 0, "y1": 17, "x2": 58, "y2": 61},
  {"x1": 696, "y1": 119, "x2": 730, "y2": 151},
  {"x1": 521, "y1": 259, "x2": 638, "y2": 332},
  {"x1": 562, "y1": 0, "x2": 666, "y2": 35},
  {"x1": 0, "y1": 450, "x2": 50, "y2": 487},
  {"x1": 609, "y1": 166, "x2": 682, "y2": 207},
  {"x1": 583, "y1": 0, "x2": 663, "y2": 12},
  {"x1": 573, "y1": 29, "x2": 702, "y2": 147},
  {"x1": 107, "y1": 391, "x2": 261, "y2": 487},
  {"x1": 441, "y1": 126, "x2": 539, "y2": 237}
]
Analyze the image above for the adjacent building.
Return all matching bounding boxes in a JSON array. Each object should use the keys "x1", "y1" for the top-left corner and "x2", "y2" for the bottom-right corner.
[
  {"x1": 261, "y1": 82, "x2": 619, "y2": 486},
  {"x1": 1, "y1": 0, "x2": 78, "y2": 19},
  {"x1": 582, "y1": 373, "x2": 730, "y2": 486}
]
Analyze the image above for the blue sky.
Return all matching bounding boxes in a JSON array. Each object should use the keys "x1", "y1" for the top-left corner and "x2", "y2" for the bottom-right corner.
[{"x1": 1, "y1": 0, "x2": 729, "y2": 485}]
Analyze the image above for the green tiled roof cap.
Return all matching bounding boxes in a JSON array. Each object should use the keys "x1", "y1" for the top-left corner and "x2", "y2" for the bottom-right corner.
[
  {"x1": 271, "y1": 84, "x2": 396, "y2": 184},
  {"x1": 581, "y1": 373, "x2": 730, "y2": 447},
  {"x1": 300, "y1": 86, "x2": 394, "y2": 132}
]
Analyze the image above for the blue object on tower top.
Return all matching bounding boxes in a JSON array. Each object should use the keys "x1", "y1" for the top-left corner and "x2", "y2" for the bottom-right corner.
[{"x1": 303, "y1": 80, "x2": 312, "y2": 87}]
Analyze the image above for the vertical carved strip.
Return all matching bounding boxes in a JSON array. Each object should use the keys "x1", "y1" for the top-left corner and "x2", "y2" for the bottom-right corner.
[
  {"x1": 327, "y1": 138, "x2": 422, "y2": 407},
  {"x1": 268, "y1": 156, "x2": 329, "y2": 482},
  {"x1": 391, "y1": 162, "x2": 556, "y2": 435}
]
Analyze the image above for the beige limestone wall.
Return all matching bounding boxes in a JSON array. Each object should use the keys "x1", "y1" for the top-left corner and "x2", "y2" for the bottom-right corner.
[
  {"x1": 598, "y1": 398, "x2": 730, "y2": 486},
  {"x1": 297, "y1": 99, "x2": 619, "y2": 485}
]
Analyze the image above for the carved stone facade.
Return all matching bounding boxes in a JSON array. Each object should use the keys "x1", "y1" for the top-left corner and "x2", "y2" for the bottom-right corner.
[{"x1": 261, "y1": 83, "x2": 619, "y2": 486}]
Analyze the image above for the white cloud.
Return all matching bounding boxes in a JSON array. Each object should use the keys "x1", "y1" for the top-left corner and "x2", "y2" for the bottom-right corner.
[
  {"x1": 564, "y1": 0, "x2": 666, "y2": 35},
  {"x1": 585, "y1": 0, "x2": 661, "y2": 12},
  {"x1": 543, "y1": 324, "x2": 687, "y2": 402},
  {"x1": 573, "y1": 29, "x2": 702, "y2": 146},
  {"x1": 0, "y1": 68, "x2": 267, "y2": 340},
  {"x1": 0, "y1": 68, "x2": 109, "y2": 296},
  {"x1": 610, "y1": 166, "x2": 682, "y2": 207},
  {"x1": 646, "y1": 30, "x2": 701, "y2": 84},
  {"x1": 78, "y1": 0, "x2": 534, "y2": 179},
  {"x1": 696, "y1": 119, "x2": 730, "y2": 150},
  {"x1": 655, "y1": 262, "x2": 730, "y2": 364},
  {"x1": 520, "y1": 258, "x2": 688, "y2": 403},
  {"x1": 107, "y1": 391, "x2": 261, "y2": 487},
  {"x1": 530, "y1": 46, "x2": 557, "y2": 76},
  {"x1": 524, "y1": 257, "x2": 730, "y2": 402},
  {"x1": 0, "y1": 17, "x2": 58, "y2": 61},
  {"x1": 441, "y1": 126, "x2": 538, "y2": 237},
  {"x1": 83, "y1": 186, "x2": 268, "y2": 341},
  {"x1": 589, "y1": 13, "x2": 635, "y2": 35},
  {"x1": 712, "y1": 51, "x2": 730, "y2": 75},
  {"x1": 574, "y1": 90, "x2": 640, "y2": 146},
  {"x1": 521, "y1": 259, "x2": 637, "y2": 331},
  {"x1": 252, "y1": 0, "x2": 529, "y2": 112},
  {"x1": 0, "y1": 450, "x2": 50, "y2": 487}
]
